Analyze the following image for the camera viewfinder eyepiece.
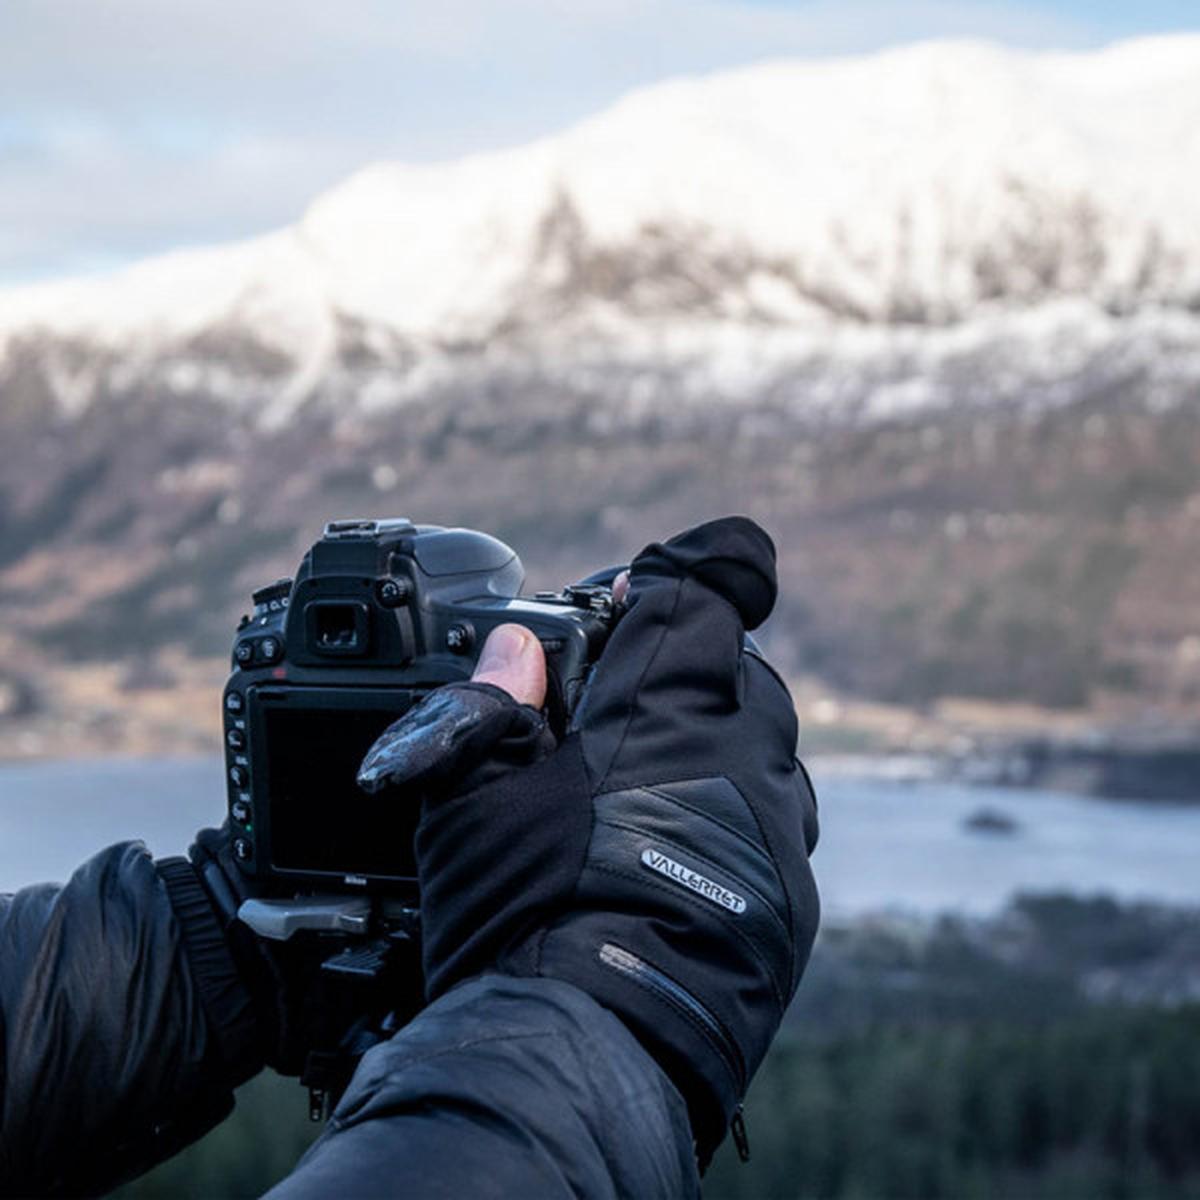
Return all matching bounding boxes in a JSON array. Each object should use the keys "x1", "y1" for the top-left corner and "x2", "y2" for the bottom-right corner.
[{"x1": 307, "y1": 602, "x2": 370, "y2": 656}]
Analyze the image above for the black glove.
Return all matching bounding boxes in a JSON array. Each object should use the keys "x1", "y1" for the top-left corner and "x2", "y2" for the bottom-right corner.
[
  {"x1": 187, "y1": 824, "x2": 377, "y2": 1079},
  {"x1": 359, "y1": 517, "x2": 820, "y2": 1166}
]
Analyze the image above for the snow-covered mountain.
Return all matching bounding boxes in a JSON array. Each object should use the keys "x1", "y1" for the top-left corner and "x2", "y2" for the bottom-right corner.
[
  {"x1": 4, "y1": 35, "x2": 1200, "y2": 425},
  {"x1": 5, "y1": 37, "x2": 1200, "y2": 733}
]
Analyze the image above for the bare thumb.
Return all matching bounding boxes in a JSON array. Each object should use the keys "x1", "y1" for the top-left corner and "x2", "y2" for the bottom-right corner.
[{"x1": 471, "y1": 624, "x2": 547, "y2": 708}]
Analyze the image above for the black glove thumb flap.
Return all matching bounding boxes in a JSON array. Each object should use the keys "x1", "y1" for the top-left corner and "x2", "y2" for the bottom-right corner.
[
  {"x1": 577, "y1": 517, "x2": 776, "y2": 792},
  {"x1": 633, "y1": 516, "x2": 777, "y2": 631},
  {"x1": 358, "y1": 683, "x2": 553, "y2": 798}
]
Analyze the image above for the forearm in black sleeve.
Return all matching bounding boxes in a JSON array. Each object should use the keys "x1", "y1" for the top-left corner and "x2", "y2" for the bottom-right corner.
[
  {"x1": 265, "y1": 975, "x2": 700, "y2": 1200},
  {"x1": 0, "y1": 842, "x2": 263, "y2": 1196}
]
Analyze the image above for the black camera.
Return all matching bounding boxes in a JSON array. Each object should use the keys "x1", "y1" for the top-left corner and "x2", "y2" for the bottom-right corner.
[{"x1": 222, "y1": 519, "x2": 617, "y2": 903}]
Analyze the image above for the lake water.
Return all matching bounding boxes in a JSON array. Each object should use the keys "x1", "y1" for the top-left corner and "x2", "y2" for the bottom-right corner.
[{"x1": 1, "y1": 756, "x2": 1198, "y2": 916}]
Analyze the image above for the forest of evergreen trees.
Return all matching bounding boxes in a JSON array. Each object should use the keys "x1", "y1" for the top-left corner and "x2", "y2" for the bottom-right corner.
[
  {"x1": 705, "y1": 1007, "x2": 1200, "y2": 1199},
  {"x1": 115, "y1": 896, "x2": 1200, "y2": 1199}
]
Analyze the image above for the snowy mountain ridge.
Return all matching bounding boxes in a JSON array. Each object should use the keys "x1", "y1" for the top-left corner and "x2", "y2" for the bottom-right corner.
[
  {"x1": 5, "y1": 41, "x2": 1200, "y2": 724},
  {"x1": 3, "y1": 35, "x2": 1200, "y2": 423}
]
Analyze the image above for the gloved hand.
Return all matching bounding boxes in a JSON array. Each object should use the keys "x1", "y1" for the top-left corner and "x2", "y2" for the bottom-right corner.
[
  {"x1": 358, "y1": 516, "x2": 820, "y2": 1166},
  {"x1": 187, "y1": 824, "x2": 382, "y2": 1079}
]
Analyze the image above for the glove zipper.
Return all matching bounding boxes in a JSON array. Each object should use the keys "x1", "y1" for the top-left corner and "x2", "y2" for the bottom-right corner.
[
  {"x1": 597, "y1": 942, "x2": 746, "y2": 1092},
  {"x1": 730, "y1": 1104, "x2": 751, "y2": 1162}
]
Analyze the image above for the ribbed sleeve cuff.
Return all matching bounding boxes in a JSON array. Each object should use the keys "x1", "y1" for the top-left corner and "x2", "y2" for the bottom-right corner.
[{"x1": 157, "y1": 855, "x2": 263, "y2": 1085}]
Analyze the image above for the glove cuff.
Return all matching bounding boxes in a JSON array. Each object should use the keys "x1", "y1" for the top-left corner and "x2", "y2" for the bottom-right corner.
[
  {"x1": 156, "y1": 857, "x2": 263, "y2": 1085},
  {"x1": 528, "y1": 932, "x2": 739, "y2": 1169},
  {"x1": 185, "y1": 831, "x2": 294, "y2": 1069}
]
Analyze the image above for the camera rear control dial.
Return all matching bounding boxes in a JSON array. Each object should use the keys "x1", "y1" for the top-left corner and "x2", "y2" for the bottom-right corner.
[{"x1": 565, "y1": 584, "x2": 616, "y2": 619}]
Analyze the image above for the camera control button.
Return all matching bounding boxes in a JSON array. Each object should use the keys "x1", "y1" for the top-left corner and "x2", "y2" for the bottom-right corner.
[
  {"x1": 377, "y1": 578, "x2": 411, "y2": 607},
  {"x1": 229, "y1": 765, "x2": 247, "y2": 788},
  {"x1": 258, "y1": 637, "x2": 281, "y2": 663},
  {"x1": 226, "y1": 728, "x2": 245, "y2": 751},
  {"x1": 225, "y1": 692, "x2": 244, "y2": 714},
  {"x1": 446, "y1": 622, "x2": 474, "y2": 654},
  {"x1": 233, "y1": 838, "x2": 253, "y2": 863},
  {"x1": 231, "y1": 799, "x2": 251, "y2": 825},
  {"x1": 235, "y1": 641, "x2": 254, "y2": 666}
]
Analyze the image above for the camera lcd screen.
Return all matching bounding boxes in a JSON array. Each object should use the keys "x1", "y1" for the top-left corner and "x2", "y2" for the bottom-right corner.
[{"x1": 264, "y1": 705, "x2": 418, "y2": 879}]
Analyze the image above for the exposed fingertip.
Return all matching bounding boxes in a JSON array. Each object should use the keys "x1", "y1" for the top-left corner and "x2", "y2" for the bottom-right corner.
[{"x1": 472, "y1": 623, "x2": 547, "y2": 707}]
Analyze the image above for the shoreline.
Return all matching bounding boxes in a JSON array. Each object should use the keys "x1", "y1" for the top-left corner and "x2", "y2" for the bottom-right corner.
[
  {"x1": 1, "y1": 661, "x2": 1196, "y2": 803},
  {"x1": 809, "y1": 737, "x2": 1200, "y2": 804}
]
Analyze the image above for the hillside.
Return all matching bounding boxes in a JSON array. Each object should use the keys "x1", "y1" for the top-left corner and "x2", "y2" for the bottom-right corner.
[{"x1": 2, "y1": 36, "x2": 1199, "y2": 755}]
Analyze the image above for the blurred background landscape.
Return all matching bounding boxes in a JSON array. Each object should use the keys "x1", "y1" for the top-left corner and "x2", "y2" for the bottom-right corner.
[{"x1": 2, "y1": 1, "x2": 1200, "y2": 1196}]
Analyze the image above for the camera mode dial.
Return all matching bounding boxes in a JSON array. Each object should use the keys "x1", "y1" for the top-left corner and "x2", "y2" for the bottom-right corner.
[{"x1": 252, "y1": 578, "x2": 293, "y2": 615}]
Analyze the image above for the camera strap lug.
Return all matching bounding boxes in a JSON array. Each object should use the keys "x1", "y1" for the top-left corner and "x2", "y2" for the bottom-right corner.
[
  {"x1": 302, "y1": 1049, "x2": 354, "y2": 1123},
  {"x1": 301, "y1": 1018, "x2": 395, "y2": 1122}
]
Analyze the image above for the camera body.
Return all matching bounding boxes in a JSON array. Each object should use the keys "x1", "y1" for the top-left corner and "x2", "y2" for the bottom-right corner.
[{"x1": 223, "y1": 519, "x2": 616, "y2": 899}]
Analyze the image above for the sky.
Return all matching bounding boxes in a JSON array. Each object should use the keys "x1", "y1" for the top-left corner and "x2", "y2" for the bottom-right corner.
[{"x1": 2, "y1": 0, "x2": 1197, "y2": 285}]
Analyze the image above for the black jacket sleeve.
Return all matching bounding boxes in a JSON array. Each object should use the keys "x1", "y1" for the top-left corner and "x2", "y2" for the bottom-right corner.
[
  {"x1": 0, "y1": 842, "x2": 262, "y2": 1197},
  {"x1": 0, "y1": 846, "x2": 698, "y2": 1199},
  {"x1": 264, "y1": 974, "x2": 701, "y2": 1200}
]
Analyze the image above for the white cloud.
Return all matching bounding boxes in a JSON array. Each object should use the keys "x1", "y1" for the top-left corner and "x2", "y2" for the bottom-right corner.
[{"x1": 0, "y1": 0, "x2": 1114, "y2": 281}]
